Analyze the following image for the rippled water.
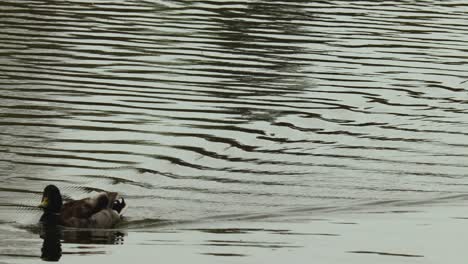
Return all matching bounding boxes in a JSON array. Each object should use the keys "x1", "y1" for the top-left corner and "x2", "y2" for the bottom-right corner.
[{"x1": 1, "y1": 0, "x2": 468, "y2": 262}]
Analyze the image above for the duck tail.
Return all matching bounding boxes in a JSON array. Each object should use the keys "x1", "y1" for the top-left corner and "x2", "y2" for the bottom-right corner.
[{"x1": 112, "y1": 197, "x2": 127, "y2": 216}]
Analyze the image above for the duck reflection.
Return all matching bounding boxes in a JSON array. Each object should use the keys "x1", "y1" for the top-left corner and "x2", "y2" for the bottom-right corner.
[
  {"x1": 38, "y1": 223, "x2": 126, "y2": 262},
  {"x1": 62, "y1": 229, "x2": 125, "y2": 245},
  {"x1": 40, "y1": 223, "x2": 62, "y2": 262}
]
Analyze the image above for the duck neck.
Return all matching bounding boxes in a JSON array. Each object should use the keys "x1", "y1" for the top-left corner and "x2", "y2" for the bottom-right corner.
[{"x1": 40, "y1": 212, "x2": 61, "y2": 225}]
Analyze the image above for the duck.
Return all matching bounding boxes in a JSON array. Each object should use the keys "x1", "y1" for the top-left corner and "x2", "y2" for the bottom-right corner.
[{"x1": 39, "y1": 185, "x2": 127, "y2": 228}]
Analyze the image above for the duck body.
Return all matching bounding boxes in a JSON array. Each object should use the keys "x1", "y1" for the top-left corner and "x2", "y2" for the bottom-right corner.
[{"x1": 39, "y1": 185, "x2": 127, "y2": 229}]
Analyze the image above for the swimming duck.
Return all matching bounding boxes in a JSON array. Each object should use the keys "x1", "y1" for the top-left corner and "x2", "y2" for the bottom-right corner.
[{"x1": 39, "y1": 185, "x2": 127, "y2": 228}]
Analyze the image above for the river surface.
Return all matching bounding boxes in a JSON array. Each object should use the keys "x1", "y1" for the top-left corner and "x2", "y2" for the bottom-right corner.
[{"x1": 1, "y1": 0, "x2": 468, "y2": 263}]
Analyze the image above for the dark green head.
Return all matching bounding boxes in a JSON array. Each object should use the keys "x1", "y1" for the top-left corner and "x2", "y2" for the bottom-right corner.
[{"x1": 39, "y1": 185, "x2": 63, "y2": 213}]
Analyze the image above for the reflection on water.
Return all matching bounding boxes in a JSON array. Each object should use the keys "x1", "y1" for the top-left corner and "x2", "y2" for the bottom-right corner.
[
  {"x1": 1, "y1": 0, "x2": 468, "y2": 262},
  {"x1": 38, "y1": 223, "x2": 126, "y2": 262},
  {"x1": 61, "y1": 229, "x2": 125, "y2": 245},
  {"x1": 40, "y1": 224, "x2": 62, "y2": 262}
]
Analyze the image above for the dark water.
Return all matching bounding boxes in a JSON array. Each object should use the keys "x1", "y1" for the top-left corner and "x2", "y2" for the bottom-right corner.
[{"x1": 1, "y1": 0, "x2": 468, "y2": 262}]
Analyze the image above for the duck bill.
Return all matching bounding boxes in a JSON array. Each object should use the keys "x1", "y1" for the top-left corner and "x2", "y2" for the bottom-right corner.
[{"x1": 38, "y1": 197, "x2": 48, "y2": 209}]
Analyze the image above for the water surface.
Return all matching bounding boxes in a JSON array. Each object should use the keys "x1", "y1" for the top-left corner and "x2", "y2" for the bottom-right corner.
[{"x1": 1, "y1": 0, "x2": 468, "y2": 262}]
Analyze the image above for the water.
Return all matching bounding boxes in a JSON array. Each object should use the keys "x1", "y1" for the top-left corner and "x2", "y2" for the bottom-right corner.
[{"x1": 1, "y1": 0, "x2": 468, "y2": 262}]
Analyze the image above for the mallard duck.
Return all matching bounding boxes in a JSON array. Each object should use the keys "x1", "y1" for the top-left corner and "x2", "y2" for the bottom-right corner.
[{"x1": 39, "y1": 185, "x2": 127, "y2": 228}]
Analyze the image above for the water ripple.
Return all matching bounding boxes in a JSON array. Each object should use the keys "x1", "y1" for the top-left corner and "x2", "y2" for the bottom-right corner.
[{"x1": 1, "y1": 0, "x2": 468, "y2": 224}]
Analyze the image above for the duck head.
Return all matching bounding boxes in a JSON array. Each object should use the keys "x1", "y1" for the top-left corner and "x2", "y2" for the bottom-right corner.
[{"x1": 39, "y1": 185, "x2": 63, "y2": 214}]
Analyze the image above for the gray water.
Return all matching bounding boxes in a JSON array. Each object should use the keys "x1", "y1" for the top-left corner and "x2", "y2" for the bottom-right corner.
[{"x1": 1, "y1": 0, "x2": 468, "y2": 262}]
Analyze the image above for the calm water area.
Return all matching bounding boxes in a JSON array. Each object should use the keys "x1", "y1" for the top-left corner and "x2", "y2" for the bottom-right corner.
[{"x1": 1, "y1": 0, "x2": 468, "y2": 263}]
